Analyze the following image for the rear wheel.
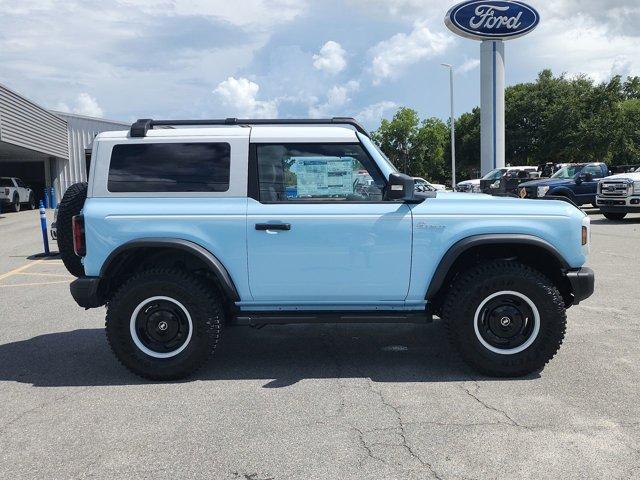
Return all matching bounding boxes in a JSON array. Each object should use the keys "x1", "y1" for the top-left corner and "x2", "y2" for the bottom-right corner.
[
  {"x1": 442, "y1": 260, "x2": 566, "y2": 377},
  {"x1": 603, "y1": 212, "x2": 626, "y2": 221},
  {"x1": 57, "y1": 182, "x2": 87, "y2": 277},
  {"x1": 106, "y1": 269, "x2": 224, "y2": 380},
  {"x1": 28, "y1": 193, "x2": 36, "y2": 210}
]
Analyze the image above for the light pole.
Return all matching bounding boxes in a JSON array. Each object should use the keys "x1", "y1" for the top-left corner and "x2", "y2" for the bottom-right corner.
[{"x1": 441, "y1": 63, "x2": 456, "y2": 189}]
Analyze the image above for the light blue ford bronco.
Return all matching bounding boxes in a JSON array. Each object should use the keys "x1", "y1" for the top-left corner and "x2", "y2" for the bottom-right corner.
[{"x1": 58, "y1": 118, "x2": 594, "y2": 380}]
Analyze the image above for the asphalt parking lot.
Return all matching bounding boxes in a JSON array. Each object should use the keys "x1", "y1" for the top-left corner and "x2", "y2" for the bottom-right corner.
[{"x1": 0, "y1": 208, "x2": 638, "y2": 480}]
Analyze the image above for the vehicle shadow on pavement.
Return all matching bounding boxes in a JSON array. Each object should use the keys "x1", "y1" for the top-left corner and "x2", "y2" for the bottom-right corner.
[
  {"x1": 0, "y1": 323, "x2": 539, "y2": 387},
  {"x1": 590, "y1": 218, "x2": 640, "y2": 225}
]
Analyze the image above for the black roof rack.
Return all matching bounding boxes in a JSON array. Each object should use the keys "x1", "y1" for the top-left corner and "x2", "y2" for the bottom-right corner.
[{"x1": 130, "y1": 117, "x2": 370, "y2": 138}]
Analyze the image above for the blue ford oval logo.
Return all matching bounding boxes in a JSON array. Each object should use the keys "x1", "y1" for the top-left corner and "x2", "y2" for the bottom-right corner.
[{"x1": 445, "y1": 0, "x2": 540, "y2": 40}]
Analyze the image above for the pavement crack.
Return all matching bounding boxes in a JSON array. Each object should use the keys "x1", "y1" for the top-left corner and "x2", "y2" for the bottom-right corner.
[{"x1": 461, "y1": 382, "x2": 532, "y2": 431}]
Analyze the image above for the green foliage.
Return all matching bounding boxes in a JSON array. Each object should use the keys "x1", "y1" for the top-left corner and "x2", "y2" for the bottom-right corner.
[
  {"x1": 371, "y1": 107, "x2": 450, "y2": 183},
  {"x1": 372, "y1": 70, "x2": 640, "y2": 182}
]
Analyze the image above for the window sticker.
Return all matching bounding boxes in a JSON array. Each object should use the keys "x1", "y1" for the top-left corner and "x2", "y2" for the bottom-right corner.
[{"x1": 290, "y1": 156, "x2": 354, "y2": 197}]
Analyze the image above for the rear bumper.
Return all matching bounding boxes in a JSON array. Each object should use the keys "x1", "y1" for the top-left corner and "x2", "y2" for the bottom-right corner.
[
  {"x1": 565, "y1": 267, "x2": 595, "y2": 305},
  {"x1": 70, "y1": 276, "x2": 103, "y2": 308}
]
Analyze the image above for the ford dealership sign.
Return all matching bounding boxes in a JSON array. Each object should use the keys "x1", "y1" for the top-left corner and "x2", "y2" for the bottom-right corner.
[{"x1": 445, "y1": 0, "x2": 539, "y2": 40}]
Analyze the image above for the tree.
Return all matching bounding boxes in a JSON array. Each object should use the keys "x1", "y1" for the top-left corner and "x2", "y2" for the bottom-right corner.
[
  {"x1": 371, "y1": 107, "x2": 449, "y2": 183},
  {"x1": 373, "y1": 70, "x2": 640, "y2": 182}
]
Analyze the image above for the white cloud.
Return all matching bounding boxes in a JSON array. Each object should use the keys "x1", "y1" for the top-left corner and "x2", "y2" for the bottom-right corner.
[
  {"x1": 119, "y1": 0, "x2": 307, "y2": 29},
  {"x1": 348, "y1": 0, "x2": 446, "y2": 21},
  {"x1": 370, "y1": 21, "x2": 452, "y2": 84},
  {"x1": 456, "y1": 58, "x2": 480, "y2": 74},
  {"x1": 213, "y1": 77, "x2": 278, "y2": 118},
  {"x1": 309, "y1": 80, "x2": 359, "y2": 118},
  {"x1": 56, "y1": 93, "x2": 104, "y2": 117},
  {"x1": 312, "y1": 41, "x2": 347, "y2": 75},
  {"x1": 522, "y1": 13, "x2": 640, "y2": 82},
  {"x1": 356, "y1": 101, "x2": 397, "y2": 126}
]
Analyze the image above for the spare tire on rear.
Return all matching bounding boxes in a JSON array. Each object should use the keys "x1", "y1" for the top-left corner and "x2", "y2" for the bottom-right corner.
[{"x1": 57, "y1": 182, "x2": 88, "y2": 277}]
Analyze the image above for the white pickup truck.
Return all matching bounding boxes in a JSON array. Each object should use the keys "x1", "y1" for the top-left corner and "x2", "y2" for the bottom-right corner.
[
  {"x1": 0, "y1": 177, "x2": 36, "y2": 212},
  {"x1": 596, "y1": 168, "x2": 640, "y2": 220}
]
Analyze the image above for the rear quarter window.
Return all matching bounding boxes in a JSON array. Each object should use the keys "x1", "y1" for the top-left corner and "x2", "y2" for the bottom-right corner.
[{"x1": 107, "y1": 142, "x2": 230, "y2": 192}]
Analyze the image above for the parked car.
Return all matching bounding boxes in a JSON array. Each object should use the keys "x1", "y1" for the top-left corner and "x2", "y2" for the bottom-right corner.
[
  {"x1": 59, "y1": 117, "x2": 594, "y2": 380},
  {"x1": 518, "y1": 163, "x2": 609, "y2": 206},
  {"x1": 596, "y1": 167, "x2": 640, "y2": 220},
  {"x1": 456, "y1": 166, "x2": 538, "y2": 193},
  {"x1": 455, "y1": 178, "x2": 481, "y2": 193},
  {"x1": 0, "y1": 177, "x2": 36, "y2": 212},
  {"x1": 414, "y1": 177, "x2": 446, "y2": 192},
  {"x1": 480, "y1": 167, "x2": 539, "y2": 196}
]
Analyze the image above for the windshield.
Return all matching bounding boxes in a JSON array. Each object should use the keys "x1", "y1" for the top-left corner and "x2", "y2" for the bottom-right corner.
[
  {"x1": 481, "y1": 168, "x2": 507, "y2": 181},
  {"x1": 358, "y1": 133, "x2": 398, "y2": 176},
  {"x1": 552, "y1": 165, "x2": 584, "y2": 179}
]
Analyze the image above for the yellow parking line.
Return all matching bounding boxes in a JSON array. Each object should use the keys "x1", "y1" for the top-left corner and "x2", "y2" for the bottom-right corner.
[
  {"x1": 0, "y1": 280, "x2": 70, "y2": 288},
  {"x1": 15, "y1": 272, "x2": 74, "y2": 278},
  {"x1": 0, "y1": 260, "x2": 44, "y2": 281}
]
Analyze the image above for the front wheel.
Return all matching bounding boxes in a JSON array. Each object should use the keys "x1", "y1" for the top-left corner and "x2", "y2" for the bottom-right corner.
[
  {"x1": 28, "y1": 193, "x2": 36, "y2": 210},
  {"x1": 12, "y1": 194, "x2": 20, "y2": 212},
  {"x1": 603, "y1": 212, "x2": 627, "y2": 221},
  {"x1": 442, "y1": 260, "x2": 566, "y2": 377},
  {"x1": 106, "y1": 269, "x2": 224, "y2": 380}
]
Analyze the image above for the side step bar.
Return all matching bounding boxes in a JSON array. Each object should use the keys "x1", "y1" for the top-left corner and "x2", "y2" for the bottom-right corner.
[{"x1": 233, "y1": 310, "x2": 433, "y2": 326}]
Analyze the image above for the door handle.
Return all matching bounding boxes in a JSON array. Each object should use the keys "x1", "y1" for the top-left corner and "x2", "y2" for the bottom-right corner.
[{"x1": 255, "y1": 223, "x2": 291, "y2": 231}]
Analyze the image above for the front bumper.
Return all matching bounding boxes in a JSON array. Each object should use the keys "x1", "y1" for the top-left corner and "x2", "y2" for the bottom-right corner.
[
  {"x1": 596, "y1": 196, "x2": 640, "y2": 213},
  {"x1": 566, "y1": 267, "x2": 595, "y2": 305},
  {"x1": 70, "y1": 276, "x2": 103, "y2": 308},
  {"x1": 0, "y1": 197, "x2": 10, "y2": 206}
]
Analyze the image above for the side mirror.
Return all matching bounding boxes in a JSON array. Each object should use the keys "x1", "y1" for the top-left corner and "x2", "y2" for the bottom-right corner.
[
  {"x1": 575, "y1": 174, "x2": 584, "y2": 184},
  {"x1": 387, "y1": 173, "x2": 418, "y2": 201},
  {"x1": 584, "y1": 172, "x2": 594, "y2": 182}
]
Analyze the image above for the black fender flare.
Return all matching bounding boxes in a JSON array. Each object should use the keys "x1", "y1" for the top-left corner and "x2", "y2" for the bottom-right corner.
[
  {"x1": 100, "y1": 238, "x2": 240, "y2": 302},
  {"x1": 425, "y1": 234, "x2": 570, "y2": 300}
]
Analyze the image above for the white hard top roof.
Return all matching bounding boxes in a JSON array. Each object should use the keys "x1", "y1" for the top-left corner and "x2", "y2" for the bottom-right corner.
[{"x1": 97, "y1": 125, "x2": 360, "y2": 142}]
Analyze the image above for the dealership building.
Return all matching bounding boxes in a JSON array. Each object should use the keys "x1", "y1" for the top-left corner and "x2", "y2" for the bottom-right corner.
[{"x1": 0, "y1": 82, "x2": 129, "y2": 202}]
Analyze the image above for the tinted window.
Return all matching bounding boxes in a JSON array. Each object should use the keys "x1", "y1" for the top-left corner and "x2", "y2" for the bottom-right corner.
[
  {"x1": 108, "y1": 143, "x2": 230, "y2": 192},
  {"x1": 256, "y1": 144, "x2": 385, "y2": 202},
  {"x1": 583, "y1": 164, "x2": 604, "y2": 178},
  {"x1": 0, "y1": 178, "x2": 13, "y2": 187}
]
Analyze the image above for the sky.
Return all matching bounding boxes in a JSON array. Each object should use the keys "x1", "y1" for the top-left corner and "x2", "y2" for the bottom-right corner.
[{"x1": 0, "y1": 0, "x2": 638, "y2": 129}]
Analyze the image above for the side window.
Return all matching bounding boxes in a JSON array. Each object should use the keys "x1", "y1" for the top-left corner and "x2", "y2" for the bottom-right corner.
[
  {"x1": 15, "y1": 178, "x2": 25, "y2": 188},
  {"x1": 256, "y1": 144, "x2": 385, "y2": 202},
  {"x1": 583, "y1": 165, "x2": 604, "y2": 179},
  {"x1": 108, "y1": 142, "x2": 230, "y2": 192}
]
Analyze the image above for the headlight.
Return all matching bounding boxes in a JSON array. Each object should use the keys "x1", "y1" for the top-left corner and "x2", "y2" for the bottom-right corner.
[
  {"x1": 472, "y1": 185, "x2": 481, "y2": 193},
  {"x1": 634, "y1": 181, "x2": 640, "y2": 195},
  {"x1": 537, "y1": 185, "x2": 550, "y2": 197}
]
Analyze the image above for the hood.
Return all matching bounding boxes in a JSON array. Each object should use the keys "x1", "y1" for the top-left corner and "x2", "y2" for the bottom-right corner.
[
  {"x1": 456, "y1": 179, "x2": 480, "y2": 186},
  {"x1": 422, "y1": 191, "x2": 584, "y2": 216},
  {"x1": 601, "y1": 172, "x2": 640, "y2": 182},
  {"x1": 519, "y1": 177, "x2": 573, "y2": 188}
]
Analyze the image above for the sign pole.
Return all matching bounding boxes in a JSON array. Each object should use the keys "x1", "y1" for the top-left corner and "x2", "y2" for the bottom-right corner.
[
  {"x1": 480, "y1": 39, "x2": 505, "y2": 176},
  {"x1": 445, "y1": 0, "x2": 539, "y2": 177}
]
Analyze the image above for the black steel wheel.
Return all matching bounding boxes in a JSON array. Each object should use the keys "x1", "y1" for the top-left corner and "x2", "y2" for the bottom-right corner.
[
  {"x1": 106, "y1": 268, "x2": 224, "y2": 380},
  {"x1": 442, "y1": 260, "x2": 566, "y2": 377}
]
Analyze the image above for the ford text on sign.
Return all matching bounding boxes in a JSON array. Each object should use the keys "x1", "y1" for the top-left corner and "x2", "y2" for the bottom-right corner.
[{"x1": 445, "y1": 0, "x2": 540, "y2": 41}]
